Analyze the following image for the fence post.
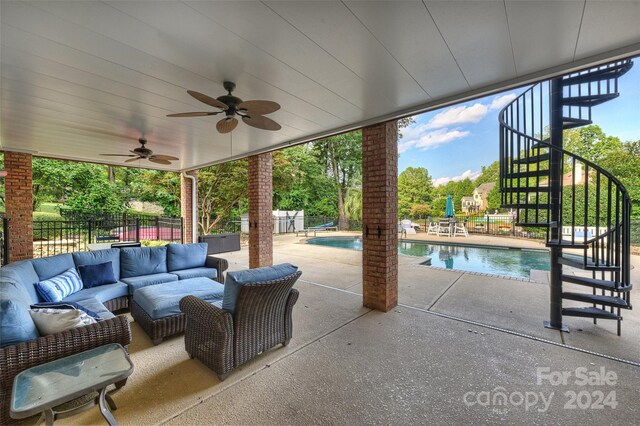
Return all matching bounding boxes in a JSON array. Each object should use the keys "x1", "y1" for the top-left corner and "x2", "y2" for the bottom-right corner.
[
  {"x1": 155, "y1": 217, "x2": 160, "y2": 241},
  {"x1": 135, "y1": 218, "x2": 140, "y2": 242},
  {"x1": 88, "y1": 220, "x2": 93, "y2": 244},
  {"x1": 180, "y1": 217, "x2": 184, "y2": 243},
  {"x1": 1, "y1": 217, "x2": 9, "y2": 266}
]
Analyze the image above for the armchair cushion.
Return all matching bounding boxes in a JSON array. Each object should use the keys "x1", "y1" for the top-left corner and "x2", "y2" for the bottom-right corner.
[
  {"x1": 167, "y1": 243, "x2": 207, "y2": 271},
  {"x1": 35, "y1": 268, "x2": 84, "y2": 303},
  {"x1": 222, "y1": 263, "x2": 298, "y2": 315},
  {"x1": 120, "y1": 246, "x2": 168, "y2": 278}
]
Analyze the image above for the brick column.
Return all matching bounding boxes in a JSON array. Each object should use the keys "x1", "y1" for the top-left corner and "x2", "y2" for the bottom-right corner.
[
  {"x1": 248, "y1": 152, "x2": 273, "y2": 268},
  {"x1": 180, "y1": 171, "x2": 198, "y2": 244},
  {"x1": 4, "y1": 151, "x2": 34, "y2": 262},
  {"x1": 362, "y1": 122, "x2": 398, "y2": 311}
]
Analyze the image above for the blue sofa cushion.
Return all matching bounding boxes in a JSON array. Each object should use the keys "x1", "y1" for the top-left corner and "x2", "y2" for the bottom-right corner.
[
  {"x1": 73, "y1": 248, "x2": 121, "y2": 280},
  {"x1": 35, "y1": 268, "x2": 84, "y2": 303},
  {"x1": 77, "y1": 261, "x2": 117, "y2": 288},
  {"x1": 31, "y1": 253, "x2": 75, "y2": 281},
  {"x1": 120, "y1": 273, "x2": 178, "y2": 295},
  {"x1": 171, "y1": 267, "x2": 217, "y2": 281},
  {"x1": 120, "y1": 247, "x2": 168, "y2": 278},
  {"x1": 133, "y1": 277, "x2": 224, "y2": 320},
  {"x1": 0, "y1": 260, "x2": 41, "y2": 303},
  {"x1": 222, "y1": 263, "x2": 298, "y2": 315},
  {"x1": 0, "y1": 299, "x2": 40, "y2": 347},
  {"x1": 166, "y1": 243, "x2": 207, "y2": 271},
  {"x1": 30, "y1": 301, "x2": 101, "y2": 320},
  {"x1": 63, "y1": 281, "x2": 129, "y2": 304},
  {"x1": 0, "y1": 283, "x2": 40, "y2": 347}
]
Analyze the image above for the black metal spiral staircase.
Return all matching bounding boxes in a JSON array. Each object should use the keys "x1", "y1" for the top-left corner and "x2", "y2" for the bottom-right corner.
[{"x1": 499, "y1": 59, "x2": 634, "y2": 335}]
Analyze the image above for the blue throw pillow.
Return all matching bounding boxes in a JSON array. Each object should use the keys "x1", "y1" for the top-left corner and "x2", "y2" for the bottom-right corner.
[
  {"x1": 30, "y1": 301, "x2": 101, "y2": 320},
  {"x1": 77, "y1": 261, "x2": 117, "y2": 289},
  {"x1": 35, "y1": 268, "x2": 83, "y2": 303}
]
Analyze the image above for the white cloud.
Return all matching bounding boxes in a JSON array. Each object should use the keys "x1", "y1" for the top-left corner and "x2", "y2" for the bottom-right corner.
[
  {"x1": 399, "y1": 127, "x2": 470, "y2": 153},
  {"x1": 489, "y1": 93, "x2": 517, "y2": 110},
  {"x1": 426, "y1": 103, "x2": 488, "y2": 129},
  {"x1": 433, "y1": 169, "x2": 481, "y2": 187}
]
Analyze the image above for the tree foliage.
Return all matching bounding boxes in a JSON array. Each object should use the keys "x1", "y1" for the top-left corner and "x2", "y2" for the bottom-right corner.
[{"x1": 398, "y1": 167, "x2": 433, "y2": 218}]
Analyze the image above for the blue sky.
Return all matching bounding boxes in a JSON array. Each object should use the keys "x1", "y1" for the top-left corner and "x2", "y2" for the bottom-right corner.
[{"x1": 398, "y1": 58, "x2": 640, "y2": 186}]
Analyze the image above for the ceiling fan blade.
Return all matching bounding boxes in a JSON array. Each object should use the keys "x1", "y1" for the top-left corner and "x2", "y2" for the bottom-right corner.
[
  {"x1": 100, "y1": 154, "x2": 137, "y2": 157},
  {"x1": 149, "y1": 158, "x2": 172, "y2": 165},
  {"x1": 125, "y1": 157, "x2": 141, "y2": 163},
  {"x1": 150, "y1": 154, "x2": 179, "y2": 161},
  {"x1": 238, "y1": 100, "x2": 280, "y2": 115},
  {"x1": 242, "y1": 115, "x2": 281, "y2": 131},
  {"x1": 166, "y1": 112, "x2": 220, "y2": 117},
  {"x1": 216, "y1": 117, "x2": 238, "y2": 134},
  {"x1": 187, "y1": 90, "x2": 228, "y2": 110}
]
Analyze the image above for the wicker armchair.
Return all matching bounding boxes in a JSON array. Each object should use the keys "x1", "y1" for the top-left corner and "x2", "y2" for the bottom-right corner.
[
  {"x1": 179, "y1": 270, "x2": 301, "y2": 380},
  {"x1": 0, "y1": 315, "x2": 132, "y2": 425}
]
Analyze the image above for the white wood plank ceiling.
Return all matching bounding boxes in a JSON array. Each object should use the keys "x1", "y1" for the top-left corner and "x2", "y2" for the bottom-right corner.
[{"x1": 1, "y1": 1, "x2": 639, "y2": 171}]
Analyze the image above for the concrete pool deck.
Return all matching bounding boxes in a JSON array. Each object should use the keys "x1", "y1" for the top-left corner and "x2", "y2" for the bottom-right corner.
[
  {"x1": 222, "y1": 232, "x2": 639, "y2": 364},
  {"x1": 63, "y1": 231, "x2": 639, "y2": 425}
]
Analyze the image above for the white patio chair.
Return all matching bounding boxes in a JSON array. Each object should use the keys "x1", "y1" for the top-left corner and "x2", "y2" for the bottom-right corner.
[
  {"x1": 437, "y1": 218, "x2": 452, "y2": 236},
  {"x1": 452, "y1": 217, "x2": 468, "y2": 237},
  {"x1": 426, "y1": 217, "x2": 438, "y2": 235},
  {"x1": 400, "y1": 219, "x2": 417, "y2": 235}
]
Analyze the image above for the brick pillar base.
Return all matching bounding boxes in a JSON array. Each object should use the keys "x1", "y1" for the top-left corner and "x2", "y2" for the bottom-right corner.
[
  {"x1": 248, "y1": 152, "x2": 273, "y2": 268},
  {"x1": 180, "y1": 171, "x2": 197, "y2": 244},
  {"x1": 4, "y1": 152, "x2": 34, "y2": 262},
  {"x1": 362, "y1": 122, "x2": 398, "y2": 311}
]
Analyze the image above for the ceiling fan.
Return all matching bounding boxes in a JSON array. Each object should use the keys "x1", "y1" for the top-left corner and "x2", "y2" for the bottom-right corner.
[
  {"x1": 100, "y1": 138, "x2": 179, "y2": 165},
  {"x1": 167, "y1": 81, "x2": 281, "y2": 133}
]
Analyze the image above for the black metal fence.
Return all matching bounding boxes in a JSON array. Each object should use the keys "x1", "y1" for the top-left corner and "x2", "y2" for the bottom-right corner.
[
  {"x1": 413, "y1": 215, "x2": 548, "y2": 240},
  {"x1": 1, "y1": 216, "x2": 8, "y2": 266},
  {"x1": 33, "y1": 213, "x2": 182, "y2": 258}
]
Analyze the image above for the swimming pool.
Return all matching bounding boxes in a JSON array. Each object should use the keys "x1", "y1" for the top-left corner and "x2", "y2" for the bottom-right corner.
[{"x1": 306, "y1": 236, "x2": 550, "y2": 280}]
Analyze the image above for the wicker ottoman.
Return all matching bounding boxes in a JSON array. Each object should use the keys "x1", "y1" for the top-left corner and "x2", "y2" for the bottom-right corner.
[{"x1": 131, "y1": 277, "x2": 225, "y2": 345}]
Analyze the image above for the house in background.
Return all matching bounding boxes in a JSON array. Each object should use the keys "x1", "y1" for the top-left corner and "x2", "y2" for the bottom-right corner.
[
  {"x1": 460, "y1": 196, "x2": 476, "y2": 214},
  {"x1": 462, "y1": 182, "x2": 496, "y2": 213}
]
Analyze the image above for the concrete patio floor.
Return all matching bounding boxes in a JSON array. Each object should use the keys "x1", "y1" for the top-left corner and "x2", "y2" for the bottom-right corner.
[
  {"x1": 169, "y1": 232, "x2": 640, "y2": 424},
  {"x1": 62, "y1": 232, "x2": 639, "y2": 425}
]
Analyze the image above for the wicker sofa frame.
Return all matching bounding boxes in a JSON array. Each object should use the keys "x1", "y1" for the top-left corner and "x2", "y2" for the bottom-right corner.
[
  {"x1": 179, "y1": 271, "x2": 301, "y2": 380},
  {"x1": 0, "y1": 314, "x2": 132, "y2": 425}
]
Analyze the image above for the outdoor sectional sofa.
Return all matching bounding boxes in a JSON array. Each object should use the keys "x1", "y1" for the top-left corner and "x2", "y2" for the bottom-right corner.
[{"x1": 0, "y1": 243, "x2": 228, "y2": 424}]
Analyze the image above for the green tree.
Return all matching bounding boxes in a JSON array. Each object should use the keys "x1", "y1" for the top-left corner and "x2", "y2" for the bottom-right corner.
[
  {"x1": 398, "y1": 167, "x2": 433, "y2": 218},
  {"x1": 64, "y1": 178, "x2": 125, "y2": 214},
  {"x1": 475, "y1": 161, "x2": 500, "y2": 186},
  {"x1": 564, "y1": 125, "x2": 623, "y2": 163},
  {"x1": 434, "y1": 178, "x2": 475, "y2": 216},
  {"x1": 312, "y1": 132, "x2": 362, "y2": 230}
]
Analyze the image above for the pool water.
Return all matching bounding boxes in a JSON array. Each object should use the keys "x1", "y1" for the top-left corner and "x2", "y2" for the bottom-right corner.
[{"x1": 306, "y1": 237, "x2": 550, "y2": 280}]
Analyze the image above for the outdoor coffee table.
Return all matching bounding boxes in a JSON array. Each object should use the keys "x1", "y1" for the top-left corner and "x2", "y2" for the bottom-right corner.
[{"x1": 10, "y1": 343, "x2": 133, "y2": 425}]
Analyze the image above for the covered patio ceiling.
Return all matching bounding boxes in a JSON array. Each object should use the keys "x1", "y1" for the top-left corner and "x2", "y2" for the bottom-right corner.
[{"x1": 1, "y1": 1, "x2": 639, "y2": 172}]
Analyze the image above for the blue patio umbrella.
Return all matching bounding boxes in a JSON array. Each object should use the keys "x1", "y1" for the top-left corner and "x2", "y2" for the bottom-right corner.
[{"x1": 444, "y1": 195, "x2": 455, "y2": 218}]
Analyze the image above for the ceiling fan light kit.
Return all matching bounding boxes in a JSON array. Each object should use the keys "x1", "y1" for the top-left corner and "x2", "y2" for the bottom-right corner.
[{"x1": 168, "y1": 81, "x2": 281, "y2": 133}]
